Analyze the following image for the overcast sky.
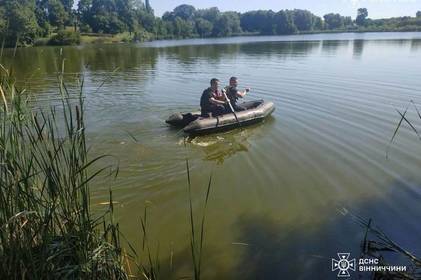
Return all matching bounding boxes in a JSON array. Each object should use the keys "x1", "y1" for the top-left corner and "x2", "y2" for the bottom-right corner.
[{"x1": 75, "y1": 0, "x2": 421, "y2": 19}]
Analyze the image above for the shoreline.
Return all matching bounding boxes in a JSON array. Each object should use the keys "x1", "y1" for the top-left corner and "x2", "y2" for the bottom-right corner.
[{"x1": 11, "y1": 29, "x2": 421, "y2": 49}]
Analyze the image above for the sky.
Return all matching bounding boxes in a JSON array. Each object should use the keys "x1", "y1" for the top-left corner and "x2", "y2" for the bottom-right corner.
[{"x1": 73, "y1": 0, "x2": 421, "y2": 19}]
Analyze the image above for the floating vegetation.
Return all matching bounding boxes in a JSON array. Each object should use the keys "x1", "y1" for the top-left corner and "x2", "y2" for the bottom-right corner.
[
  {"x1": 344, "y1": 209, "x2": 421, "y2": 279},
  {"x1": 387, "y1": 100, "x2": 421, "y2": 158}
]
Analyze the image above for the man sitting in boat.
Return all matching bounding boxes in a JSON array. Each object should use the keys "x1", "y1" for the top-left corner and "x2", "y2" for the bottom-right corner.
[
  {"x1": 200, "y1": 78, "x2": 228, "y2": 117},
  {"x1": 224, "y1": 76, "x2": 250, "y2": 112}
]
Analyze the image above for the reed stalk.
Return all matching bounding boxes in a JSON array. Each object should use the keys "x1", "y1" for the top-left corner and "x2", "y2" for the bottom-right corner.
[{"x1": 0, "y1": 61, "x2": 127, "y2": 279}]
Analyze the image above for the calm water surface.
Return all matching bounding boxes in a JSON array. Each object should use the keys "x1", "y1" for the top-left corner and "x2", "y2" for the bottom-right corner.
[{"x1": 3, "y1": 32, "x2": 421, "y2": 279}]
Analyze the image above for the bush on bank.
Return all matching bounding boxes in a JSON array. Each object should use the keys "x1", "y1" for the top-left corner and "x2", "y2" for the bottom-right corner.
[{"x1": 48, "y1": 30, "x2": 81, "y2": 46}]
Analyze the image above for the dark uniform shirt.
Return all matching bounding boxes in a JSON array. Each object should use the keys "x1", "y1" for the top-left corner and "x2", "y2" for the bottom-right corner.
[
  {"x1": 225, "y1": 86, "x2": 238, "y2": 105},
  {"x1": 200, "y1": 87, "x2": 224, "y2": 116}
]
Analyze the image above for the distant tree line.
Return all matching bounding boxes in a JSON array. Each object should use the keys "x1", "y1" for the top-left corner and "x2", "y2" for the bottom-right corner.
[{"x1": 1, "y1": 0, "x2": 421, "y2": 47}]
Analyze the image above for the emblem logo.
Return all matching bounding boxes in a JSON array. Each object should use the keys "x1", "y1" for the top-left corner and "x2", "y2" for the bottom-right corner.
[{"x1": 332, "y1": 253, "x2": 356, "y2": 277}]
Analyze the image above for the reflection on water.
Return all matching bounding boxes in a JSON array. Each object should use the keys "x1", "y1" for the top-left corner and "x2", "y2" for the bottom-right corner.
[
  {"x1": 2, "y1": 45, "x2": 159, "y2": 75},
  {"x1": 189, "y1": 130, "x2": 251, "y2": 164},
  {"x1": 2, "y1": 32, "x2": 421, "y2": 279},
  {"x1": 240, "y1": 41, "x2": 321, "y2": 58},
  {"x1": 411, "y1": 39, "x2": 421, "y2": 51},
  {"x1": 321, "y1": 40, "x2": 349, "y2": 55},
  {"x1": 186, "y1": 118, "x2": 275, "y2": 164},
  {"x1": 353, "y1": 39, "x2": 365, "y2": 58},
  {"x1": 161, "y1": 44, "x2": 242, "y2": 65},
  {"x1": 2, "y1": 35, "x2": 421, "y2": 97},
  {"x1": 198, "y1": 136, "x2": 250, "y2": 164}
]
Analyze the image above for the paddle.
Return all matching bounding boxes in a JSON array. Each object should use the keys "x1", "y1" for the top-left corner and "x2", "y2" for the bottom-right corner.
[{"x1": 222, "y1": 89, "x2": 241, "y2": 126}]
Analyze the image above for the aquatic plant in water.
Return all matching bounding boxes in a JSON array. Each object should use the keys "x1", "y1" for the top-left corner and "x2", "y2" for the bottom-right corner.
[{"x1": 0, "y1": 61, "x2": 127, "y2": 279}]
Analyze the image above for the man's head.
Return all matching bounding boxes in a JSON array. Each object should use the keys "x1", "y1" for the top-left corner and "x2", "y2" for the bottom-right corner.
[
  {"x1": 210, "y1": 78, "x2": 220, "y2": 90},
  {"x1": 229, "y1": 76, "x2": 238, "y2": 87}
]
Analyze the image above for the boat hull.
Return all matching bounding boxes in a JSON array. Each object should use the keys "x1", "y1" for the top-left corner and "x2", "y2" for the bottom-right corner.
[{"x1": 166, "y1": 100, "x2": 275, "y2": 135}]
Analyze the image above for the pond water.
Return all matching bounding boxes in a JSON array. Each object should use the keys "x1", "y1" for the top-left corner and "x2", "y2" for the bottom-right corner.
[{"x1": 3, "y1": 32, "x2": 421, "y2": 279}]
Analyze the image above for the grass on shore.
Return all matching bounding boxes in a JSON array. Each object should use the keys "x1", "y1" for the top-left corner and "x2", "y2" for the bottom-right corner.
[{"x1": 80, "y1": 32, "x2": 134, "y2": 44}]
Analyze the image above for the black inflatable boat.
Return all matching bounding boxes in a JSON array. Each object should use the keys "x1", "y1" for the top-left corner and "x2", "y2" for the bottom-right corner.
[{"x1": 165, "y1": 99, "x2": 275, "y2": 135}]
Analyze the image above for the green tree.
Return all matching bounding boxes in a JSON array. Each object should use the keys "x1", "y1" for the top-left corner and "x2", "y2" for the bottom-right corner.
[
  {"x1": 0, "y1": 7, "x2": 5, "y2": 34},
  {"x1": 173, "y1": 17, "x2": 194, "y2": 38},
  {"x1": 323, "y1": 13, "x2": 344, "y2": 30},
  {"x1": 213, "y1": 12, "x2": 241, "y2": 37},
  {"x1": 145, "y1": 0, "x2": 153, "y2": 14},
  {"x1": 213, "y1": 14, "x2": 230, "y2": 37},
  {"x1": 115, "y1": 0, "x2": 136, "y2": 33},
  {"x1": 195, "y1": 7, "x2": 220, "y2": 23},
  {"x1": 195, "y1": 18, "x2": 213, "y2": 37},
  {"x1": 1, "y1": 0, "x2": 39, "y2": 46},
  {"x1": 77, "y1": 0, "x2": 92, "y2": 31},
  {"x1": 356, "y1": 8, "x2": 368, "y2": 26},
  {"x1": 224, "y1": 11, "x2": 242, "y2": 34},
  {"x1": 274, "y1": 10, "x2": 296, "y2": 34},
  {"x1": 313, "y1": 16, "x2": 324, "y2": 30},
  {"x1": 135, "y1": 8, "x2": 155, "y2": 32},
  {"x1": 60, "y1": 0, "x2": 73, "y2": 13},
  {"x1": 240, "y1": 10, "x2": 276, "y2": 35},
  {"x1": 92, "y1": 15, "x2": 122, "y2": 34},
  {"x1": 78, "y1": 0, "x2": 92, "y2": 15},
  {"x1": 47, "y1": 0, "x2": 68, "y2": 29},
  {"x1": 78, "y1": 0, "x2": 139, "y2": 34},
  {"x1": 35, "y1": 0, "x2": 51, "y2": 36},
  {"x1": 163, "y1": 20, "x2": 174, "y2": 37},
  {"x1": 162, "y1": 11, "x2": 175, "y2": 21},
  {"x1": 173, "y1": 4, "x2": 196, "y2": 21},
  {"x1": 416, "y1": 11, "x2": 421, "y2": 18},
  {"x1": 89, "y1": 0, "x2": 124, "y2": 33},
  {"x1": 343, "y1": 16, "x2": 353, "y2": 27},
  {"x1": 153, "y1": 18, "x2": 168, "y2": 37},
  {"x1": 292, "y1": 9, "x2": 315, "y2": 31}
]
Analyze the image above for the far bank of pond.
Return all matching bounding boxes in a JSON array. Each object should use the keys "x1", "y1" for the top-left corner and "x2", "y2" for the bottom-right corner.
[{"x1": 28, "y1": 29, "x2": 421, "y2": 47}]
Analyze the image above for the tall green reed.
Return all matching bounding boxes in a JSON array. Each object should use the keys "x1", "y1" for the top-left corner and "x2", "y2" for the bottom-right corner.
[
  {"x1": 126, "y1": 160, "x2": 213, "y2": 280},
  {"x1": 0, "y1": 61, "x2": 127, "y2": 279},
  {"x1": 186, "y1": 159, "x2": 212, "y2": 280},
  {"x1": 0, "y1": 52, "x2": 214, "y2": 279}
]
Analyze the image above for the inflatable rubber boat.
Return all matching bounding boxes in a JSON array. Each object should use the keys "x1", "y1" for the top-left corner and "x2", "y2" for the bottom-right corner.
[{"x1": 166, "y1": 100, "x2": 275, "y2": 135}]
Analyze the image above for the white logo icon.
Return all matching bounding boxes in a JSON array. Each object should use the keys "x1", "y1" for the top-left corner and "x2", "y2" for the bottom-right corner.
[{"x1": 332, "y1": 253, "x2": 356, "y2": 277}]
